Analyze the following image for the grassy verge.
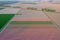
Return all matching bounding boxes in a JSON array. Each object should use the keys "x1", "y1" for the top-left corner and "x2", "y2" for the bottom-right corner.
[
  {"x1": 0, "y1": 14, "x2": 15, "y2": 32},
  {"x1": 13, "y1": 7, "x2": 21, "y2": 8},
  {"x1": 10, "y1": 21, "x2": 53, "y2": 24},
  {"x1": 0, "y1": 8, "x2": 4, "y2": 10}
]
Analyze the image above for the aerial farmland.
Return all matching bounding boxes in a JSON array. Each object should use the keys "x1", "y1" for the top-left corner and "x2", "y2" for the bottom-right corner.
[{"x1": 0, "y1": 1, "x2": 60, "y2": 40}]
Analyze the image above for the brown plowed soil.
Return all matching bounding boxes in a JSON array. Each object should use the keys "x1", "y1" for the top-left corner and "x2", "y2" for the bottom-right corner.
[{"x1": 0, "y1": 24, "x2": 60, "y2": 40}]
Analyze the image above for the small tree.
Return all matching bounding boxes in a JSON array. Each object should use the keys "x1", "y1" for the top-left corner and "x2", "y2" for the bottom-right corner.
[{"x1": 41, "y1": 8, "x2": 44, "y2": 11}]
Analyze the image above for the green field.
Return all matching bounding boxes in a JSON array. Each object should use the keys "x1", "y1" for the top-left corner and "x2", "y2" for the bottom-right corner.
[
  {"x1": 0, "y1": 14, "x2": 15, "y2": 32},
  {"x1": 21, "y1": 2, "x2": 36, "y2": 4},
  {"x1": 10, "y1": 21, "x2": 53, "y2": 24}
]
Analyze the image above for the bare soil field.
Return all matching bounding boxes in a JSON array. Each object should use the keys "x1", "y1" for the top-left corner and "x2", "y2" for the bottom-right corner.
[
  {"x1": 12, "y1": 9, "x2": 51, "y2": 21},
  {"x1": 0, "y1": 2, "x2": 60, "y2": 40},
  {"x1": 45, "y1": 12, "x2": 60, "y2": 28},
  {"x1": 0, "y1": 8, "x2": 20, "y2": 14},
  {"x1": 0, "y1": 24, "x2": 60, "y2": 40},
  {"x1": 36, "y1": 2, "x2": 60, "y2": 12}
]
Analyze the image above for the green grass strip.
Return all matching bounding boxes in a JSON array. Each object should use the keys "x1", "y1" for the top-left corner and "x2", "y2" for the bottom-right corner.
[
  {"x1": 10, "y1": 21, "x2": 53, "y2": 24},
  {"x1": 21, "y1": 2, "x2": 36, "y2": 4},
  {"x1": 0, "y1": 14, "x2": 15, "y2": 32},
  {"x1": 0, "y1": 8, "x2": 4, "y2": 10}
]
